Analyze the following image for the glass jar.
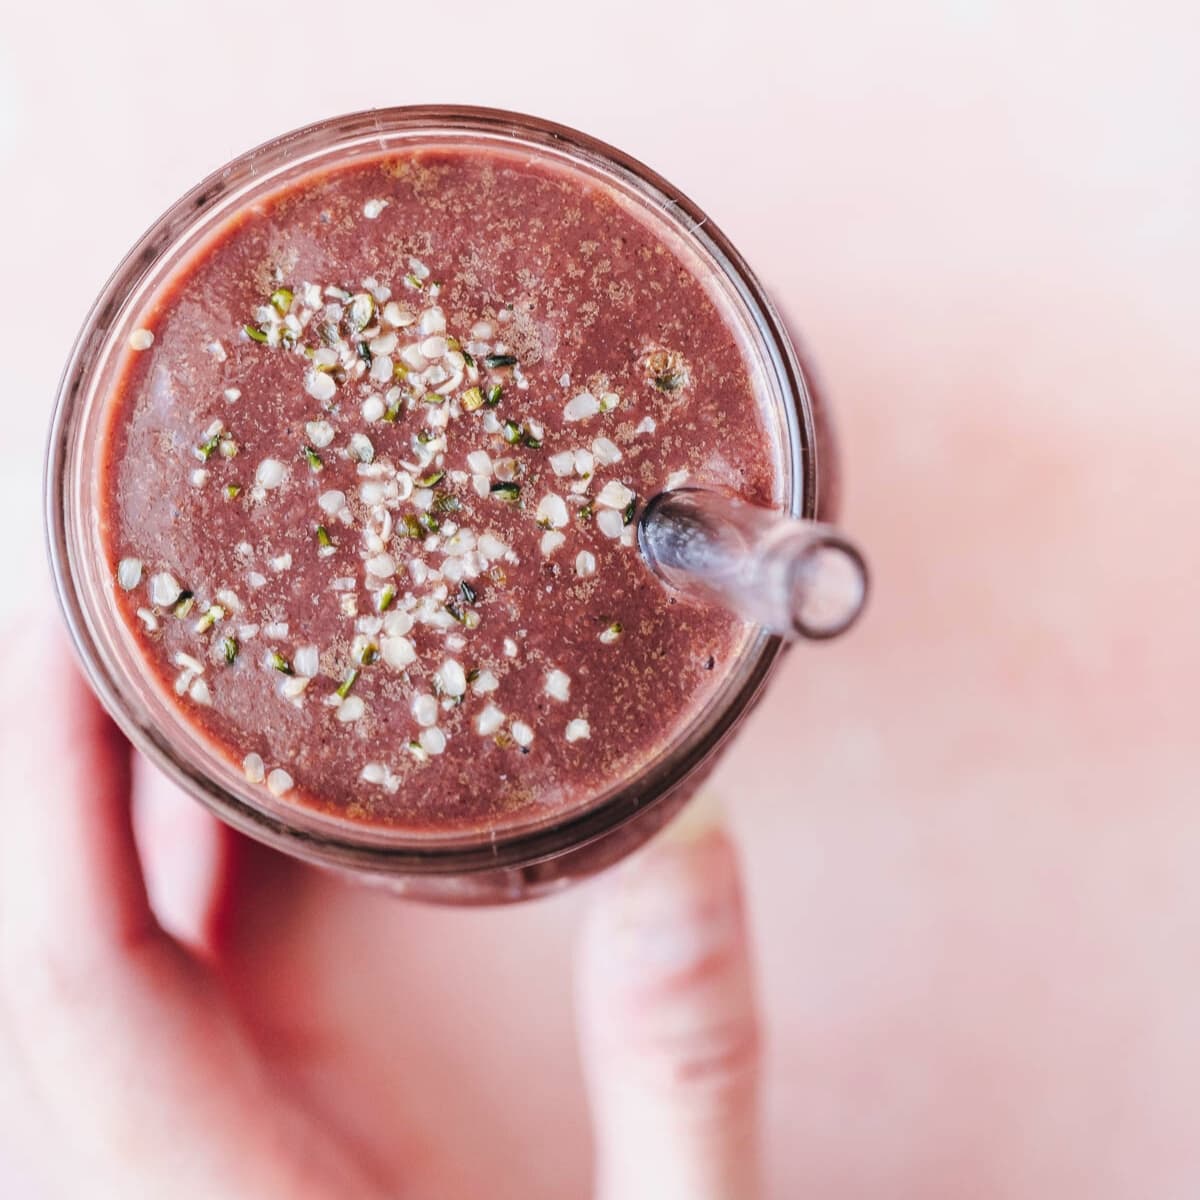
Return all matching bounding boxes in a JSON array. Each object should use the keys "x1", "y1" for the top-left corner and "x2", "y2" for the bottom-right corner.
[{"x1": 45, "y1": 106, "x2": 837, "y2": 903}]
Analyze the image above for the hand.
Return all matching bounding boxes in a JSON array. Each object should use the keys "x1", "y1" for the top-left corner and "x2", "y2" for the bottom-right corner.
[{"x1": 0, "y1": 614, "x2": 763, "y2": 1199}]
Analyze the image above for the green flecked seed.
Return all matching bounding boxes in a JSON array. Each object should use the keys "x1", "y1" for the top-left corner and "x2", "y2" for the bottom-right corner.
[
  {"x1": 490, "y1": 481, "x2": 520, "y2": 503},
  {"x1": 485, "y1": 385, "x2": 503, "y2": 407},
  {"x1": 484, "y1": 353, "x2": 518, "y2": 369}
]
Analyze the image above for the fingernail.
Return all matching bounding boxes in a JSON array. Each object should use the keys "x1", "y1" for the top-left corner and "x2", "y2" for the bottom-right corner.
[
  {"x1": 606, "y1": 805, "x2": 741, "y2": 985},
  {"x1": 658, "y1": 790, "x2": 724, "y2": 846}
]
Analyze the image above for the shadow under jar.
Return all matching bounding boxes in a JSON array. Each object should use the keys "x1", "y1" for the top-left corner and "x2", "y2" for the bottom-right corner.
[{"x1": 45, "y1": 106, "x2": 838, "y2": 903}]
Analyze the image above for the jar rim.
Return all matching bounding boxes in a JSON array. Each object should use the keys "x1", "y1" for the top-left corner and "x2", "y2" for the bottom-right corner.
[{"x1": 44, "y1": 105, "x2": 818, "y2": 877}]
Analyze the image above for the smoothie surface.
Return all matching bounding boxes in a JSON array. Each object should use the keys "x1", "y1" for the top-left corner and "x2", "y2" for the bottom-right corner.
[{"x1": 101, "y1": 145, "x2": 781, "y2": 833}]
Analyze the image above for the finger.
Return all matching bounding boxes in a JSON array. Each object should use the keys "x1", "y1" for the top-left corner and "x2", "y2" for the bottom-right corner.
[
  {"x1": 132, "y1": 753, "x2": 244, "y2": 957},
  {"x1": 576, "y1": 799, "x2": 763, "y2": 1200},
  {"x1": 0, "y1": 609, "x2": 161, "y2": 968}
]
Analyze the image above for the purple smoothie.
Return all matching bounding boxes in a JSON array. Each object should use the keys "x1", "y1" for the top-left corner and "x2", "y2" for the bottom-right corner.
[{"x1": 100, "y1": 145, "x2": 783, "y2": 835}]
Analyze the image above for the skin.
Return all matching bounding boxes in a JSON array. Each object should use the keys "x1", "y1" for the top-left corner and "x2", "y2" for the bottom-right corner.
[{"x1": 0, "y1": 605, "x2": 761, "y2": 1198}]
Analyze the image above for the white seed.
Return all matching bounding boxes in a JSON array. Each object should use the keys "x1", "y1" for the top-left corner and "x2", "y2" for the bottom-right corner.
[
  {"x1": 549, "y1": 450, "x2": 575, "y2": 477},
  {"x1": 348, "y1": 433, "x2": 374, "y2": 463},
  {"x1": 419, "y1": 307, "x2": 446, "y2": 335},
  {"x1": 117, "y1": 557, "x2": 142, "y2": 590},
  {"x1": 381, "y1": 636, "x2": 416, "y2": 669},
  {"x1": 466, "y1": 450, "x2": 492, "y2": 475},
  {"x1": 565, "y1": 719, "x2": 591, "y2": 743},
  {"x1": 187, "y1": 679, "x2": 210, "y2": 708},
  {"x1": 470, "y1": 320, "x2": 494, "y2": 340},
  {"x1": 478, "y1": 532, "x2": 508, "y2": 561},
  {"x1": 636, "y1": 416, "x2": 657, "y2": 434},
  {"x1": 574, "y1": 449, "x2": 595, "y2": 477},
  {"x1": 363, "y1": 198, "x2": 388, "y2": 219},
  {"x1": 400, "y1": 344, "x2": 428, "y2": 371},
  {"x1": 243, "y1": 753, "x2": 265, "y2": 783},
  {"x1": 597, "y1": 508, "x2": 625, "y2": 538},
  {"x1": 408, "y1": 257, "x2": 431, "y2": 280},
  {"x1": 591, "y1": 436, "x2": 622, "y2": 465},
  {"x1": 247, "y1": 571, "x2": 268, "y2": 589},
  {"x1": 305, "y1": 370, "x2": 337, "y2": 403},
  {"x1": 504, "y1": 637, "x2": 519, "y2": 658},
  {"x1": 149, "y1": 571, "x2": 182, "y2": 607},
  {"x1": 136, "y1": 607, "x2": 159, "y2": 632},
  {"x1": 366, "y1": 553, "x2": 396, "y2": 578},
  {"x1": 294, "y1": 645, "x2": 320, "y2": 678},
  {"x1": 224, "y1": 387, "x2": 242, "y2": 403},
  {"x1": 360, "y1": 481, "x2": 386, "y2": 506},
  {"x1": 215, "y1": 588, "x2": 241, "y2": 611},
  {"x1": 361, "y1": 762, "x2": 388, "y2": 784},
  {"x1": 337, "y1": 696, "x2": 365, "y2": 723},
  {"x1": 476, "y1": 704, "x2": 505, "y2": 736},
  {"x1": 190, "y1": 469, "x2": 208, "y2": 488},
  {"x1": 541, "y1": 530, "x2": 566, "y2": 556},
  {"x1": 370, "y1": 354, "x2": 393, "y2": 384},
  {"x1": 511, "y1": 721, "x2": 534, "y2": 748},
  {"x1": 318, "y1": 489, "x2": 347, "y2": 515},
  {"x1": 545, "y1": 669, "x2": 571, "y2": 702},
  {"x1": 419, "y1": 335, "x2": 448, "y2": 360},
  {"x1": 263, "y1": 622, "x2": 289, "y2": 639},
  {"x1": 369, "y1": 331, "x2": 398, "y2": 355},
  {"x1": 596, "y1": 480, "x2": 635, "y2": 510},
  {"x1": 412, "y1": 693, "x2": 438, "y2": 727},
  {"x1": 564, "y1": 392, "x2": 600, "y2": 421},
  {"x1": 575, "y1": 550, "x2": 597, "y2": 577},
  {"x1": 419, "y1": 726, "x2": 447, "y2": 755},
  {"x1": 536, "y1": 493, "x2": 569, "y2": 529},
  {"x1": 361, "y1": 395, "x2": 385, "y2": 422},
  {"x1": 599, "y1": 623, "x2": 623, "y2": 644},
  {"x1": 281, "y1": 676, "x2": 310, "y2": 699},
  {"x1": 256, "y1": 458, "x2": 286, "y2": 489},
  {"x1": 270, "y1": 553, "x2": 292, "y2": 572},
  {"x1": 305, "y1": 419, "x2": 335, "y2": 448},
  {"x1": 266, "y1": 768, "x2": 294, "y2": 796},
  {"x1": 437, "y1": 658, "x2": 467, "y2": 697},
  {"x1": 129, "y1": 328, "x2": 154, "y2": 351},
  {"x1": 383, "y1": 610, "x2": 414, "y2": 636},
  {"x1": 472, "y1": 475, "x2": 491, "y2": 498},
  {"x1": 472, "y1": 669, "x2": 499, "y2": 695},
  {"x1": 383, "y1": 301, "x2": 412, "y2": 327}
]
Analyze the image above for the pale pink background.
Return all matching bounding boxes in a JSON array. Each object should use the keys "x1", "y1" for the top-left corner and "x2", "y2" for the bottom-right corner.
[{"x1": 3, "y1": 1, "x2": 1199, "y2": 1195}]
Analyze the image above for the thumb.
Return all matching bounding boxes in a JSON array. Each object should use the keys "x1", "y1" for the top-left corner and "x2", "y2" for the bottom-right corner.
[{"x1": 575, "y1": 798, "x2": 762, "y2": 1200}]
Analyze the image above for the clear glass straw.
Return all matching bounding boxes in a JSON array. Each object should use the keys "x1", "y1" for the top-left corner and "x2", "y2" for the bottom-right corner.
[{"x1": 638, "y1": 488, "x2": 868, "y2": 640}]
